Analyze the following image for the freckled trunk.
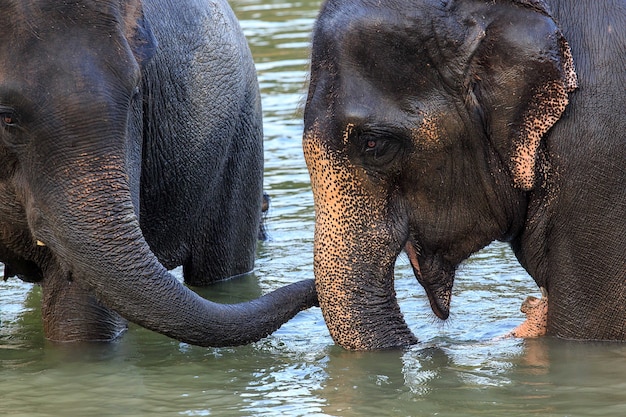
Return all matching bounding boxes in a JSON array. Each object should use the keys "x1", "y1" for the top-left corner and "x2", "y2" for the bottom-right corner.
[
  {"x1": 37, "y1": 154, "x2": 317, "y2": 346},
  {"x1": 304, "y1": 131, "x2": 417, "y2": 350}
]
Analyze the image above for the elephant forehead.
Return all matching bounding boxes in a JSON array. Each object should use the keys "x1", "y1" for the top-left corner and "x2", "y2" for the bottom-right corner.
[{"x1": 410, "y1": 112, "x2": 446, "y2": 149}]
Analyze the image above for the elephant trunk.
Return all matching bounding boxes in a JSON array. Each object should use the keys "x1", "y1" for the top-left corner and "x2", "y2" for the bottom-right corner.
[
  {"x1": 34, "y1": 153, "x2": 317, "y2": 347},
  {"x1": 304, "y1": 128, "x2": 417, "y2": 350},
  {"x1": 313, "y1": 234, "x2": 418, "y2": 350}
]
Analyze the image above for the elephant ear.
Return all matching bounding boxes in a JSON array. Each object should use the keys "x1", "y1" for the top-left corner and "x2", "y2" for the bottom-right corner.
[
  {"x1": 122, "y1": 0, "x2": 157, "y2": 65},
  {"x1": 468, "y1": 1, "x2": 577, "y2": 191}
]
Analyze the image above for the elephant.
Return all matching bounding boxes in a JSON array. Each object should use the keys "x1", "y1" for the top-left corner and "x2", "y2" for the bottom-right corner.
[
  {"x1": 505, "y1": 288, "x2": 549, "y2": 339},
  {"x1": 0, "y1": 0, "x2": 318, "y2": 346},
  {"x1": 303, "y1": 0, "x2": 625, "y2": 349}
]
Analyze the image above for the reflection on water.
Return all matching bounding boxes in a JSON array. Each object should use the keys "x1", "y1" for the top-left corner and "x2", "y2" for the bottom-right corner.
[{"x1": 2, "y1": 1, "x2": 626, "y2": 416}]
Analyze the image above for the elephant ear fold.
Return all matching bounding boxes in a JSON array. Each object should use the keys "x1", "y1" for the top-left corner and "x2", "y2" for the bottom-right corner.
[
  {"x1": 123, "y1": 1, "x2": 157, "y2": 65},
  {"x1": 469, "y1": 3, "x2": 577, "y2": 191}
]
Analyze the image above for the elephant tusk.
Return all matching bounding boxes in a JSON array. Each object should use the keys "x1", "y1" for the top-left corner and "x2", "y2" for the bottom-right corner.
[
  {"x1": 36, "y1": 240, "x2": 46, "y2": 247},
  {"x1": 404, "y1": 242, "x2": 423, "y2": 280}
]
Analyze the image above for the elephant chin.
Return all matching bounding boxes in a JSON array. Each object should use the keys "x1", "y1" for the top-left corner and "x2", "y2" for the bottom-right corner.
[{"x1": 404, "y1": 242, "x2": 452, "y2": 320}]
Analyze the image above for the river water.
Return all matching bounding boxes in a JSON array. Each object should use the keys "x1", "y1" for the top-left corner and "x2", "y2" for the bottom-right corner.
[{"x1": 1, "y1": 1, "x2": 625, "y2": 416}]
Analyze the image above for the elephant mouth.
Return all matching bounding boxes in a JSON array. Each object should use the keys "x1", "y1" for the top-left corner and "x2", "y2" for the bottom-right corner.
[{"x1": 404, "y1": 241, "x2": 451, "y2": 320}]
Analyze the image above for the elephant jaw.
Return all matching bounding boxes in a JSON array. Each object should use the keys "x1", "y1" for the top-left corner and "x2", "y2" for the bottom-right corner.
[{"x1": 404, "y1": 242, "x2": 452, "y2": 320}]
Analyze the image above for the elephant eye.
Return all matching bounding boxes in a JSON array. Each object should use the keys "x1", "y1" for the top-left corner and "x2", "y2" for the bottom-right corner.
[
  {"x1": 0, "y1": 107, "x2": 27, "y2": 147},
  {"x1": 0, "y1": 111, "x2": 18, "y2": 129},
  {"x1": 354, "y1": 125, "x2": 406, "y2": 169},
  {"x1": 363, "y1": 137, "x2": 390, "y2": 157}
]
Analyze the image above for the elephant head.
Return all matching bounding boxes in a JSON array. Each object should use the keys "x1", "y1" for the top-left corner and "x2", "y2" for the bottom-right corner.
[
  {"x1": 0, "y1": 0, "x2": 317, "y2": 346},
  {"x1": 303, "y1": 0, "x2": 576, "y2": 349}
]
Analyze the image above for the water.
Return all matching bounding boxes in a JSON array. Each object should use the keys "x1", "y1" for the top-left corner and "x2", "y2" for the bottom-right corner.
[{"x1": 2, "y1": 1, "x2": 625, "y2": 416}]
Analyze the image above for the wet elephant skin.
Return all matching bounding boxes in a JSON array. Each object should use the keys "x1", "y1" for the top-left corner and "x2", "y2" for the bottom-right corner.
[
  {"x1": 0, "y1": 0, "x2": 317, "y2": 345},
  {"x1": 303, "y1": 0, "x2": 625, "y2": 349}
]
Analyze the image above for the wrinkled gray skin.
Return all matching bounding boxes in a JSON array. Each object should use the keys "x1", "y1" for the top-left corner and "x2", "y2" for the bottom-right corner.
[
  {"x1": 304, "y1": 0, "x2": 625, "y2": 350},
  {"x1": 0, "y1": 0, "x2": 317, "y2": 346}
]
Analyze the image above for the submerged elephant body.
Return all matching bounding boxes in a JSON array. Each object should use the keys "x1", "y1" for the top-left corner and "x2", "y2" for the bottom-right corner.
[
  {"x1": 0, "y1": 0, "x2": 317, "y2": 345},
  {"x1": 304, "y1": 0, "x2": 625, "y2": 349}
]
